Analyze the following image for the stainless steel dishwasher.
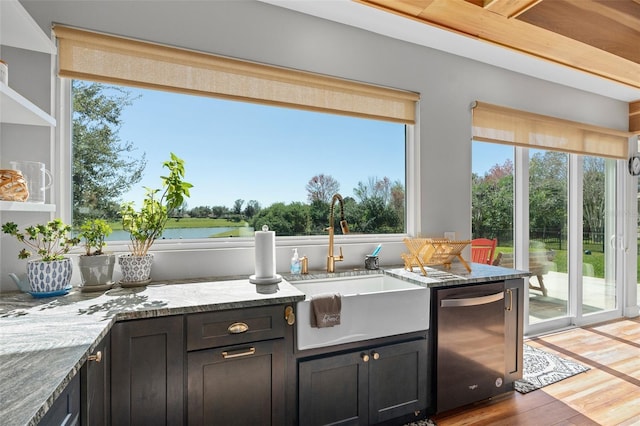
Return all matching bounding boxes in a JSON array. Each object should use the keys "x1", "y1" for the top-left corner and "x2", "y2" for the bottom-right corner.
[{"x1": 433, "y1": 282, "x2": 508, "y2": 413}]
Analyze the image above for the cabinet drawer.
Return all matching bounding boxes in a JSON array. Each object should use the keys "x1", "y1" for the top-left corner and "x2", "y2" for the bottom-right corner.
[{"x1": 187, "y1": 305, "x2": 285, "y2": 351}]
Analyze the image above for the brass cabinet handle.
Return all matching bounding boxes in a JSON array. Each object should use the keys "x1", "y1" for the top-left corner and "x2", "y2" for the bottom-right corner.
[
  {"x1": 222, "y1": 347, "x2": 256, "y2": 359},
  {"x1": 228, "y1": 322, "x2": 249, "y2": 334},
  {"x1": 372, "y1": 351, "x2": 380, "y2": 360},
  {"x1": 285, "y1": 306, "x2": 295, "y2": 326},
  {"x1": 361, "y1": 353, "x2": 370, "y2": 362},
  {"x1": 88, "y1": 351, "x2": 102, "y2": 363},
  {"x1": 505, "y1": 289, "x2": 513, "y2": 312}
]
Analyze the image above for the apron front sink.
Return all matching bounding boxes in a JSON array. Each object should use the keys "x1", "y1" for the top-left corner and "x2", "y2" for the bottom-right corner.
[{"x1": 291, "y1": 274, "x2": 429, "y2": 350}]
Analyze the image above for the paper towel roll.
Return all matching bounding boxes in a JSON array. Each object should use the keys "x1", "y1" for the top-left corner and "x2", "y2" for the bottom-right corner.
[{"x1": 255, "y1": 226, "x2": 276, "y2": 278}]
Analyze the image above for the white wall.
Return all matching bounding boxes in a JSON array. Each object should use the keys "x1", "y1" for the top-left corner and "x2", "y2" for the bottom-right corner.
[{"x1": 0, "y1": 0, "x2": 629, "y2": 291}]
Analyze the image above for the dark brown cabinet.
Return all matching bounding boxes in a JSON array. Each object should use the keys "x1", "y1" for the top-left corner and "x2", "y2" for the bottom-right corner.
[
  {"x1": 39, "y1": 372, "x2": 81, "y2": 426},
  {"x1": 186, "y1": 305, "x2": 287, "y2": 425},
  {"x1": 81, "y1": 334, "x2": 110, "y2": 425},
  {"x1": 298, "y1": 339, "x2": 428, "y2": 426},
  {"x1": 187, "y1": 339, "x2": 285, "y2": 425},
  {"x1": 110, "y1": 315, "x2": 185, "y2": 425}
]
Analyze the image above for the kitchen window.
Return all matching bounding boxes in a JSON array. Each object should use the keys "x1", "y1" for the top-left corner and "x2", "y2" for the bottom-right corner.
[
  {"x1": 57, "y1": 24, "x2": 418, "y2": 245},
  {"x1": 71, "y1": 80, "x2": 408, "y2": 240}
]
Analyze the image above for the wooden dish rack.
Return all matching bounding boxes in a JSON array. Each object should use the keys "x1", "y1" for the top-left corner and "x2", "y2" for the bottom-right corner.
[{"x1": 401, "y1": 237, "x2": 472, "y2": 276}]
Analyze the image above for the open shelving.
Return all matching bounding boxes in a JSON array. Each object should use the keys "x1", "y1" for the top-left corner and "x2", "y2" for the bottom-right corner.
[
  {"x1": 0, "y1": 82, "x2": 56, "y2": 126},
  {"x1": 0, "y1": 201, "x2": 56, "y2": 212},
  {"x1": 0, "y1": 0, "x2": 57, "y2": 213}
]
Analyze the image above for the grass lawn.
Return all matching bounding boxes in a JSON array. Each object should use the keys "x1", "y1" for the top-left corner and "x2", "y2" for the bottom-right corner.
[
  {"x1": 495, "y1": 246, "x2": 606, "y2": 278},
  {"x1": 108, "y1": 217, "x2": 248, "y2": 231}
]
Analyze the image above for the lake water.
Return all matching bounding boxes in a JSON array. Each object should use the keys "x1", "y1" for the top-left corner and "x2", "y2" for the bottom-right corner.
[{"x1": 106, "y1": 227, "x2": 253, "y2": 241}]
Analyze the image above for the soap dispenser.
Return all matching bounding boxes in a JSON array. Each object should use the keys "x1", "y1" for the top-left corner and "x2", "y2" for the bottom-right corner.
[{"x1": 290, "y1": 248, "x2": 301, "y2": 274}]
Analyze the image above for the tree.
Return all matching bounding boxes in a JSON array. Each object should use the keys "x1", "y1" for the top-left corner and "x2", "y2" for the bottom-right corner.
[
  {"x1": 211, "y1": 205, "x2": 229, "y2": 218},
  {"x1": 251, "y1": 202, "x2": 310, "y2": 236},
  {"x1": 350, "y1": 177, "x2": 403, "y2": 233},
  {"x1": 583, "y1": 157, "x2": 605, "y2": 234},
  {"x1": 244, "y1": 200, "x2": 261, "y2": 219},
  {"x1": 390, "y1": 180, "x2": 405, "y2": 230},
  {"x1": 472, "y1": 160, "x2": 513, "y2": 239},
  {"x1": 529, "y1": 151, "x2": 567, "y2": 234},
  {"x1": 189, "y1": 206, "x2": 212, "y2": 218},
  {"x1": 233, "y1": 199, "x2": 245, "y2": 215},
  {"x1": 354, "y1": 176, "x2": 392, "y2": 204},
  {"x1": 72, "y1": 81, "x2": 146, "y2": 225},
  {"x1": 306, "y1": 174, "x2": 340, "y2": 203}
]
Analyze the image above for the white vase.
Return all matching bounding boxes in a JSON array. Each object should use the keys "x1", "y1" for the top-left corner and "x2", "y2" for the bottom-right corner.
[
  {"x1": 118, "y1": 253, "x2": 154, "y2": 285},
  {"x1": 27, "y1": 258, "x2": 73, "y2": 293}
]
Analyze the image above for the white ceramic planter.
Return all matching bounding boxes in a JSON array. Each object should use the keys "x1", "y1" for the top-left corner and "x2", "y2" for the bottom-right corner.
[
  {"x1": 118, "y1": 253, "x2": 154, "y2": 285},
  {"x1": 27, "y1": 258, "x2": 73, "y2": 293}
]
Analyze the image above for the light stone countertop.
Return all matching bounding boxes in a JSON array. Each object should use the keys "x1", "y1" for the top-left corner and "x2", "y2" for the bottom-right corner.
[
  {"x1": 384, "y1": 262, "x2": 531, "y2": 288},
  {"x1": 0, "y1": 278, "x2": 305, "y2": 426}
]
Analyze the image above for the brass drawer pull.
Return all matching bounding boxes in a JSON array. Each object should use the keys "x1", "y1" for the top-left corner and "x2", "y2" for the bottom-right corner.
[
  {"x1": 222, "y1": 347, "x2": 256, "y2": 359},
  {"x1": 285, "y1": 306, "x2": 295, "y2": 326},
  {"x1": 228, "y1": 322, "x2": 249, "y2": 334},
  {"x1": 88, "y1": 351, "x2": 102, "y2": 363}
]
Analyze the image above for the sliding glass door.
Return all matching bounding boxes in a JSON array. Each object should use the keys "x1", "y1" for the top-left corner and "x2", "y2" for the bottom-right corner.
[
  {"x1": 527, "y1": 150, "x2": 569, "y2": 325},
  {"x1": 581, "y1": 157, "x2": 617, "y2": 317},
  {"x1": 472, "y1": 142, "x2": 622, "y2": 333}
]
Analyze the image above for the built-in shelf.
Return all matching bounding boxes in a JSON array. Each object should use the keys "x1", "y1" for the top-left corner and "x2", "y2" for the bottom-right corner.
[
  {"x1": 0, "y1": 0, "x2": 57, "y2": 54},
  {"x1": 0, "y1": 82, "x2": 56, "y2": 126},
  {"x1": 0, "y1": 0, "x2": 58, "y2": 219},
  {"x1": 0, "y1": 201, "x2": 56, "y2": 212}
]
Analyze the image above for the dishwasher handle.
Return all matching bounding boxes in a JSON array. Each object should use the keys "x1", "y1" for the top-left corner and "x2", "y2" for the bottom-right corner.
[{"x1": 441, "y1": 291, "x2": 504, "y2": 308}]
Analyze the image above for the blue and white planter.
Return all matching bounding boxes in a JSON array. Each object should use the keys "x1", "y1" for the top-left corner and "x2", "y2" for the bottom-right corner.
[
  {"x1": 27, "y1": 258, "x2": 73, "y2": 293},
  {"x1": 118, "y1": 253, "x2": 154, "y2": 285}
]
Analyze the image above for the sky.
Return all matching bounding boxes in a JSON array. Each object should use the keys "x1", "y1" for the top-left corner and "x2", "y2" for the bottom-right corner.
[
  {"x1": 473, "y1": 141, "x2": 513, "y2": 175},
  {"x1": 113, "y1": 86, "x2": 407, "y2": 210},
  {"x1": 100, "y1": 85, "x2": 508, "y2": 210}
]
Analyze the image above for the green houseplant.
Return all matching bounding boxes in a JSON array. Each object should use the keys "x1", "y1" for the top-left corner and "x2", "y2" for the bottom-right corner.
[
  {"x1": 77, "y1": 218, "x2": 115, "y2": 290},
  {"x1": 2, "y1": 219, "x2": 79, "y2": 296},
  {"x1": 118, "y1": 152, "x2": 192, "y2": 285}
]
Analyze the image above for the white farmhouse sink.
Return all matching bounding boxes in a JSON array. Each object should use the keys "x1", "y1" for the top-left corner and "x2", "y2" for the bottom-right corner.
[{"x1": 291, "y1": 274, "x2": 430, "y2": 350}]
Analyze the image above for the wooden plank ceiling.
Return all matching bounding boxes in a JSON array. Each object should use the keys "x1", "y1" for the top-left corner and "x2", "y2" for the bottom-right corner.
[{"x1": 357, "y1": 0, "x2": 640, "y2": 132}]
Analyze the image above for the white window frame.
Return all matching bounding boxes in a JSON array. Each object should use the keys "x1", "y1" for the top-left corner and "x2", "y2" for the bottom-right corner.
[{"x1": 57, "y1": 78, "x2": 420, "y2": 276}]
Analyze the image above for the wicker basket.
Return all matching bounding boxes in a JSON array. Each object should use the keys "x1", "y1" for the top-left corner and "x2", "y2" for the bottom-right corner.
[{"x1": 0, "y1": 169, "x2": 29, "y2": 202}]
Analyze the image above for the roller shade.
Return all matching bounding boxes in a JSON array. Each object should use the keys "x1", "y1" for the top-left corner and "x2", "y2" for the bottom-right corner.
[
  {"x1": 54, "y1": 25, "x2": 419, "y2": 124},
  {"x1": 472, "y1": 101, "x2": 630, "y2": 159}
]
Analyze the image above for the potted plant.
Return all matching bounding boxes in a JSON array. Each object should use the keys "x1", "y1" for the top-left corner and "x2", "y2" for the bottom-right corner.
[
  {"x1": 2, "y1": 218, "x2": 79, "y2": 296},
  {"x1": 77, "y1": 218, "x2": 115, "y2": 290},
  {"x1": 118, "y1": 152, "x2": 192, "y2": 286}
]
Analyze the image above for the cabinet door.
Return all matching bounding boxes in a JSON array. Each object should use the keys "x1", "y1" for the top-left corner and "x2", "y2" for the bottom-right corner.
[
  {"x1": 368, "y1": 339, "x2": 429, "y2": 424},
  {"x1": 111, "y1": 316, "x2": 185, "y2": 426},
  {"x1": 505, "y1": 278, "x2": 525, "y2": 384},
  {"x1": 187, "y1": 339, "x2": 285, "y2": 425},
  {"x1": 39, "y1": 372, "x2": 80, "y2": 426},
  {"x1": 82, "y1": 334, "x2": 110, "y2": 426},
  {"x1": 298, "y1": 351, "x2": 369, "y2": 426}
]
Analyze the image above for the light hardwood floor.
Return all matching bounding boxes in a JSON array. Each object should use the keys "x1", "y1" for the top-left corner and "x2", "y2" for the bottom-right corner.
[{"x1": 432, "y1": 317, "x2": 640, "y2": 426}]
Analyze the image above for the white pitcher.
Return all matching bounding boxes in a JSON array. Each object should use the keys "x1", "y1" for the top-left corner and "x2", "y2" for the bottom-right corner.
[{"x1": 9, "y1": 161, "x2": 52, "y2": 203}]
